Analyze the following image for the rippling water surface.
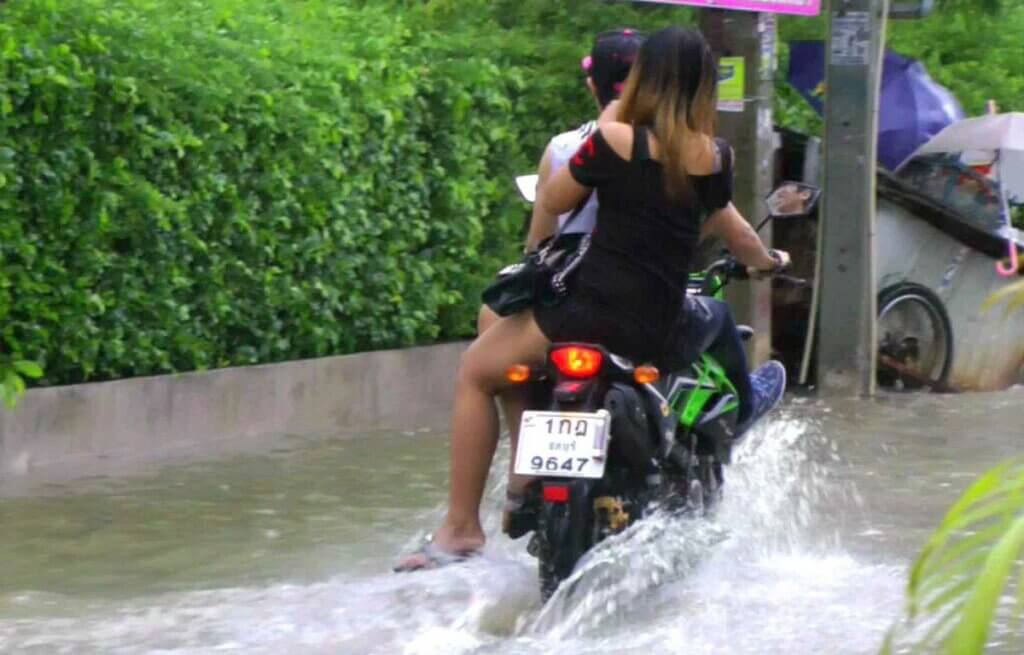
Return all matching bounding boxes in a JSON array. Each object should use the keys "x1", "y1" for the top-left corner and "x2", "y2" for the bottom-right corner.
[{"x1": 1, "y1": 389, "x2": 1021, "y2": 654}]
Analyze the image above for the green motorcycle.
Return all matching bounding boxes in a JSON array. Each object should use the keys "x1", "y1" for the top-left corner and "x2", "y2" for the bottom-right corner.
[{"x1": 507, "y1": 181, "x2": 818, "y2": 599}]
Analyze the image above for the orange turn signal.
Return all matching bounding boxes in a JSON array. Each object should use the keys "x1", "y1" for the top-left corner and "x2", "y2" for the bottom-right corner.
[
  {"x1": 506, "y1": 364, "x2": 531, "y2": 384},
  {"x1": 633, "y1": 366, "x2": 660, "y2": 385}
]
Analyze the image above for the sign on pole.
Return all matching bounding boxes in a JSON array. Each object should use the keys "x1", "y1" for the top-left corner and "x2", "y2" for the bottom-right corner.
[
  {"x1": 635, "y1": 0, "x2": 821, "y2": 16},
  {"x1": 717, "y1": 56, "x2": 746, "y2": 112}
]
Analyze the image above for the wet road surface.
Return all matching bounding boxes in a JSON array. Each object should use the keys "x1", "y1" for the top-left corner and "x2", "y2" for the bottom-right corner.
[{"x1": 1, "y1": 389, "x2": 1021, "y2": 654}]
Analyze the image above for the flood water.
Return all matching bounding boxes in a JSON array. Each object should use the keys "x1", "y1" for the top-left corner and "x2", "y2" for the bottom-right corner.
[{"x1": 1, "y1": 389, "x2": 1022, "y2": 654}]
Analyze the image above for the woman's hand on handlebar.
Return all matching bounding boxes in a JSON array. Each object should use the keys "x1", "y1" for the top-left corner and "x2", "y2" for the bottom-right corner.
[{"x1": 747, "y1": 248, "x2": 791, "y2": 280}]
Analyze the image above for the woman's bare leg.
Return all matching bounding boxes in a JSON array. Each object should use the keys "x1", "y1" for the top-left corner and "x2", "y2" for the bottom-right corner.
[
  {"x1": 480, "y1": 305, "x2": 525, "y2": 445},
  {"x1": 477, "y1": 304, "x2": 500, "y2": 335},
  {"x1": 480, "y1": 305, "x2": 535, "y2": 502},
  {"x1": 396, "y1": 311, "x2": 549, "y2": 567}
]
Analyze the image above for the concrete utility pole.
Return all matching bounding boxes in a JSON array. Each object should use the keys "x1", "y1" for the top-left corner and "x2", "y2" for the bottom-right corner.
[
  {"x1": 700, "y1": 9, "x2": 777, "y2": 367},
  {"x1": 814, "y1": 0, "x2": 890, "y2": 396}
]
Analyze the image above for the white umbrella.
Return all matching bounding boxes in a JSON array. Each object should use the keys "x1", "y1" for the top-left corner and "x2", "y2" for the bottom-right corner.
[
  {"x1": 912, "y1": 112, "x2": 1024, "y2": 154},
  {"x1": 901, "y1": 112, "x2": 1024, "y2": 276}
]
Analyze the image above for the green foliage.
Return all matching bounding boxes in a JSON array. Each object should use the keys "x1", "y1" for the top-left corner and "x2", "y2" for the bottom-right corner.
[
  {"x1": 776, "y1": 1, "x2": 1024, "y2": 129},
  {"x1": 774, "y1": 39, "x2": 824, "y2": 136},
  {"x1": 0, "y1": 359, "x2": 43, "y2": 408},
  {"x1": 0, "y1": 0, "x2": 682, "y2": 386},
  {"x1": 935, "y1": 0, "x2": 1004, "y2": 15},
  {"x1": 886, "y1": 3, "x2": 1024, "y2": 118},
  {"x1": 2, "y1": 0, "x2": 1021, "y2": 387},
  {"x1": 1012, "y1": 204, "x2": 1024, "y2": 230},
  {"x1": 881, "y1": 460, "x2": 1024, "y2": 654}
]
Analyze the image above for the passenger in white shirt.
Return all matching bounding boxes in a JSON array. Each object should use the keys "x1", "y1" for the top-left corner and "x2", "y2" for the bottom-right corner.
[{"x1": 475, "y1": 28, "x2": 645, "y2": 539}]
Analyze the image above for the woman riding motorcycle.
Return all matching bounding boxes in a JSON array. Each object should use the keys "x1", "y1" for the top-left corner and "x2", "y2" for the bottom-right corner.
[{"x1": 396, "y1": 25, "x2": 789, "y2": 571}]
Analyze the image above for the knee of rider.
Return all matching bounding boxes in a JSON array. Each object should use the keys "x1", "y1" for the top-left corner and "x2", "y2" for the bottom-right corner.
[{"x1": 456, "y1": 348, "x2": 497, "y2": 394}]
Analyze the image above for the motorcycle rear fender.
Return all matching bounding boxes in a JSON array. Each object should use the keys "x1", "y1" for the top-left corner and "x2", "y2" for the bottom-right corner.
[
  {"x1": 553, "y1": 378, "x2": 599, "y2": 406},
  {"x1": 539, "y1": 478, "x2": 595, "y2": 585},
  {"x1": 603, "y1": 383, "x2": 658, "y2": 474}
]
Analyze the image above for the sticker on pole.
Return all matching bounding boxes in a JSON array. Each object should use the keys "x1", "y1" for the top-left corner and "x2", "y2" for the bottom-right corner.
[
  {"x1": 830, "y1": 12, "x2": 871, "y2": 66},
  {"x1": 633, "y1": 0, "x2": 820, "y2": 17},
  {"x1": 717, "y1": 57, "x2": 745, "y2": 112}
]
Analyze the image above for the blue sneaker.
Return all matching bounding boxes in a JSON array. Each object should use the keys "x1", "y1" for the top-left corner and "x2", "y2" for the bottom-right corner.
[{"x1": 738, "y1": 360, "x2": 787, "y2": 434}]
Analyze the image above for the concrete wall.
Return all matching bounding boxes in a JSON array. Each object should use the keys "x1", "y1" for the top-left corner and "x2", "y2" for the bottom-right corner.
[{"x1": 0, "y1": 342, "x2": 468, "y2": 480}]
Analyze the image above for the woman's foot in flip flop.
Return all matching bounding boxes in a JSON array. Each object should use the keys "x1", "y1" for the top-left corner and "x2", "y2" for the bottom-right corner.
[{"x1": 393, "y1": 524, "x2": 485, "y2": 572}]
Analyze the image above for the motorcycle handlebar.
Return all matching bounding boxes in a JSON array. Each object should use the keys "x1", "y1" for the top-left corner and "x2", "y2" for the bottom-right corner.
[
  {"x1": 774, "y1": 274, "x2": 810, "y2": 288},
  {"x1": 701, "y1": 256, "x2": 807, "y2": 287},
  {"x1": 703, "y1": 256, "x2": 748, "y2": 281}
]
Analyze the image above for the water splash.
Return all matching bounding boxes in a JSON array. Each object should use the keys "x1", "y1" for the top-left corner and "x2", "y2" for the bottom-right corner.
[
  {"x1": 510, "y1": 412, "x2": 858, "y2": 639},
  {"x1": 523, "y1": 511, "x2": 729, "y2": 639}
]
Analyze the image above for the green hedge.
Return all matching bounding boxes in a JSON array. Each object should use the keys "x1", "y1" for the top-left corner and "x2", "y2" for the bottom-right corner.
[
  {"x1": 4, "y1": 0, "x2": 1016, "y2": 388},
  {"x1": 0, "y1": 0, "x2": 680, "y2": 386}
]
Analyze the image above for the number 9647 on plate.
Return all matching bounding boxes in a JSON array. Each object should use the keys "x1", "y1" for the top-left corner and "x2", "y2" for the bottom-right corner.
[{"x1": 513, "y1": 410, "x2": 611, "y2": 479}]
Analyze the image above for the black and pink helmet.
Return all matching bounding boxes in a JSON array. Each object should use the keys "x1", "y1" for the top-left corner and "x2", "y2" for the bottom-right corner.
[{"x1": 582, "y1": 28, "x2": 645, "y2": 107}]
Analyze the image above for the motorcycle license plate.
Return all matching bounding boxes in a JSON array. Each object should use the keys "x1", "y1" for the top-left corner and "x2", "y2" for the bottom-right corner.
[{"x1": 513, "y1": 410, "x2": 611, "y2": 479}]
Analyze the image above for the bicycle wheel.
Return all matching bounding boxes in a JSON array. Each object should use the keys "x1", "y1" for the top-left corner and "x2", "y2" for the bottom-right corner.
[{"x1": 876, "y1": 283, "x2": 954, "y2": 390}]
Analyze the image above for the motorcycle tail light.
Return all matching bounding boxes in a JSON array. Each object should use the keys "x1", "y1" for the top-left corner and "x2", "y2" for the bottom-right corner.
[
  {"x1": 550, "y1": 346, "x2": 603, "y2": 378},
  {"x1": 542, "y1": 484, "x2": 570, "y2": 503}
]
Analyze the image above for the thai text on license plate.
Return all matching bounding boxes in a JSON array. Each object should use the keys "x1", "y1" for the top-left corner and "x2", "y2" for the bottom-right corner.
[{"x1": 513, "y1": 410, "x2": 611, "y2": 479}]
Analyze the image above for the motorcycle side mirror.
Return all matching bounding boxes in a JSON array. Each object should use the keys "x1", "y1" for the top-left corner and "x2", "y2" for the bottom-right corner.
[
  {"x1": 765, "y1": 182, "x2": 821, "y2": 218},
  {"x1": 516, "y1": 174, "x2": 539, "y2": 204}
]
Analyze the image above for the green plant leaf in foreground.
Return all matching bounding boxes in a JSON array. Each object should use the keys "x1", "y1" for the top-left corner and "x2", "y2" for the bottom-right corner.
[
  {"x1": 882, "y1": 459, "x2": 1024, "y2": 654},
  {"x1": 948, "y1": 517, "x2": 1024, "y2": 653}
]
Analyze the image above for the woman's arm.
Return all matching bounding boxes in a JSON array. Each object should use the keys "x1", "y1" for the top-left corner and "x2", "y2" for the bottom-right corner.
[
  {"x1": 539, "y1": 124, "x2": 630, "y2": 221},
  {"x1": 537, "y1": 155, "x2": 591, "y2": 218},
  {"x1": 702, "y1": 202, "x2": 789, "y2": 273},
  {"x1": 524, "y1": 146, "x2": 558, "y2": 251}
]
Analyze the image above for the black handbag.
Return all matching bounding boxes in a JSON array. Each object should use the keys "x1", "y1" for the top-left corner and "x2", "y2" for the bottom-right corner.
[{"x1": 481, "y1": 198, "x2": 592, "y2": 317}]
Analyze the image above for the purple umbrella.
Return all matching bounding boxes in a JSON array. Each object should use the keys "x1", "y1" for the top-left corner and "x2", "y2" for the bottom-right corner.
[{"x1": 787, "y1": 41, "x2": 965, "y2": 170}]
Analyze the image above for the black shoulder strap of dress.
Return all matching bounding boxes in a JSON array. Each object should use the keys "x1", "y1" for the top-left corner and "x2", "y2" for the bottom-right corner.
[
  {"x1": 716, "y1": 137, "x2": 732, "y2": 175},
  {"x1": 633, "y1": 125, "x2": 651, "y2": 161}
]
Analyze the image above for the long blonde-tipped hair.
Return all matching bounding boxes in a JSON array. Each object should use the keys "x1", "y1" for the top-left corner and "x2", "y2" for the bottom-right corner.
[{"x1": 616, "y1": 26, "x2": 719, "y2": 201}]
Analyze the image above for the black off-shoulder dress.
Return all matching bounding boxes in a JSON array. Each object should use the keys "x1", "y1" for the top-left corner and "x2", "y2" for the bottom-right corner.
[{"x1": 534, "y1": 125, "x2": 733, "y2": 370}]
